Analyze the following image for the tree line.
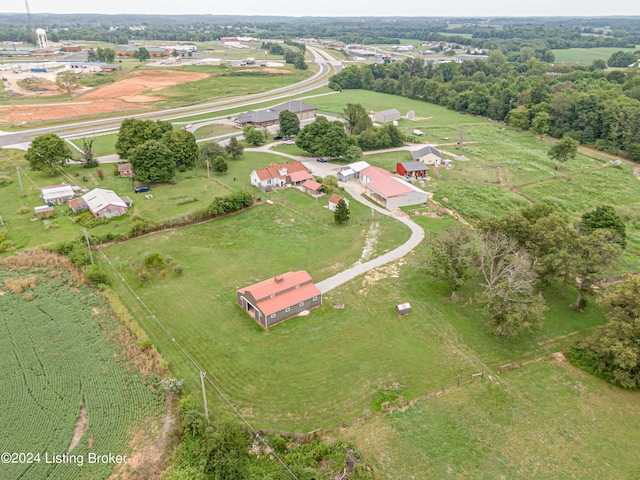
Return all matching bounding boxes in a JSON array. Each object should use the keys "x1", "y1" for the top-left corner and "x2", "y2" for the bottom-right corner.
[{"x1": 330, "y1": 52, "x2": 640, "y2": 161}]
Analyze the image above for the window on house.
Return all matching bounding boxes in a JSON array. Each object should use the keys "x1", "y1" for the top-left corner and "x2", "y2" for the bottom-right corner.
[
  {"x1": 313, "y1": 296, "x2": 318, "y2": 301},
  {"x1": 295, "y1": 285, "x2": 300, "y2": 289},
  {"x1": 299, "y1": 302, "x2": 304, "y2": 307},
  {"x1": 285, "y1": 308, "x2": 290, "y2": 312},
  {"x1": 270, "y1": 294, "x2": 275, "y2": 298},
  {"x1": 270, "y1": 314, "x2": 276, "y2": 319}
]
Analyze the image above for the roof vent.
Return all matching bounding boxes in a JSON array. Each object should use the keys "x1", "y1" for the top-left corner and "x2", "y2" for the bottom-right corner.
[{"x1": 274, "y1": 276, "x2": 284, "y2": 283}]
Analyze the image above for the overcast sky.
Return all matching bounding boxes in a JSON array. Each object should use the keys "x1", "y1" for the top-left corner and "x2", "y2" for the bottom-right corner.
[{"x1": 3, "y1": 0, "x2": 640, "y2": 18}]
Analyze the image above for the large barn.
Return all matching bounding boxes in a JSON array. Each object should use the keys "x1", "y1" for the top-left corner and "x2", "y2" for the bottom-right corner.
[{"x1": 237, "y1": 271, "x2": 322, "y2": 328}]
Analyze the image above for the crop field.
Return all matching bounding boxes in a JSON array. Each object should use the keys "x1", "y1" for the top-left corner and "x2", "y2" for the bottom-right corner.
[
  {"x1": 551, "y1": 47, "x2": 637, "y2": 64},
  {"x1": 341, "y1": 359, "x2": 640, "y2": 479},
  {"x1": 0, "y1": 253, "x2": 162, "y2": 479}
]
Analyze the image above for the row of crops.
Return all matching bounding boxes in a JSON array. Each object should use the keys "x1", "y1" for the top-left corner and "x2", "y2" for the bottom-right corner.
[{"x1": 0, "y1": 267, "x2": 163, "y2": 479}]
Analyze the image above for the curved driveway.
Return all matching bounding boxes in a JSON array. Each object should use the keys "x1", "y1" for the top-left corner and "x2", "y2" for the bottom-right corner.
[{"x1": 245, "y1": 145, "x2": 426, "y2": 293}]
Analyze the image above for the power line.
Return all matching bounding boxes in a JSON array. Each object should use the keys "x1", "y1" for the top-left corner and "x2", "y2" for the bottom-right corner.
[{"x1": 98, "y1": 250, "x2": 299, "y2": 480}]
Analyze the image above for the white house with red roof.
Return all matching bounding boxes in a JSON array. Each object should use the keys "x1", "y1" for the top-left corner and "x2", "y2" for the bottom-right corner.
[
  {"x1": 250, "y1": 161, "x2": 311, "y2": 191},
  {"x1": 236, "y1": 271, "x2": 322, "y2": 328}
]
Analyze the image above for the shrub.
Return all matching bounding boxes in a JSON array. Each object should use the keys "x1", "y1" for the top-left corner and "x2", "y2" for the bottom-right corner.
[
  {"x1": 161, "y1": 377, "x2": 184, "y2": 395},
  {"x1": 144, "y1": 252, "x2": 165, "y2": 271},
  {"x1": 97, "y1": 169, "x2": 104, "y2": 180},
  {"x1": 84, "y1": 159, "x2": 99, "y2": 168},
  {"x1": 0, "y1": 175, "x2": 13, "y2": 186},
  {"x1": 16, "y1": 206, "x2": 30, "y2": 215},
  {"x1": 173, "y1": 264, "x2": 183, "y2": 275},
  {"x1": 84, "y1": 264, "x2": 110, "y2": 286}
]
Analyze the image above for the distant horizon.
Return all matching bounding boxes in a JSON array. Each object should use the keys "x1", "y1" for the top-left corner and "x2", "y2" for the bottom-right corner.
[{"x1": 3, "y1": 0, "x2": 640, "y2": 19}]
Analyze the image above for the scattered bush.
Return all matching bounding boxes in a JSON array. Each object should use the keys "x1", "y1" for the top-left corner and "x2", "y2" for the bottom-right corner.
[
  {"x1": 173, "y1": 264, "x2": 183, "y2": 275},
  {"x1": 16, "y1": 206, "x2": 30, "y2": 215},
  {"x1": 161, "y1": 377, "x2": 184, "y2": 395},
  {"x1": 74, "y1": 210, "x2": 109, "y2": 228},
  {"x1": 0, "y1": 175, "x2": 13, "y2": 186},
  {"x1": 144, "y1": 252, "x2": 165, "y2": 271},
  {"x1": 84, "y1": 264, "x2": 110, "y2": 286},
  {"x1": 4, "y1": 275, "x2": 37, "y2": 294},
  {"x1": 97, "y1": 169, "x2": 104, "y2": 180},
  {"x1": 176, "y1": 196, "x2": 198, "y2": 206}
]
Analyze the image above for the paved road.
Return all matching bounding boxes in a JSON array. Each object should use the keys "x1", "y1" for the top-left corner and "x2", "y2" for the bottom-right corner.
[
  {"x1": 0, "y1": 46, "x2": 336, "y2": 148},
  {"x1": 315, "y1": 184, "x2": 425, "y2": 293}
]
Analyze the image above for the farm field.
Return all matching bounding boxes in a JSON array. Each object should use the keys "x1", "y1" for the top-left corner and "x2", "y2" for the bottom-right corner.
[
  {"x1": 340, "y1": 359, "x2": 640, "y2": 479},
  {"x1": 551, "y1": 46, "x2": 637, "y2": 64},
  {"x1": 0, "y1": 252, "x2": 164, "y2": 479}
]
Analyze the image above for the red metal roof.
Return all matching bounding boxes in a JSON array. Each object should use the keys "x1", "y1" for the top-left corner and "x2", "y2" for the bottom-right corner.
[
  {"x1": 360, "y1": 165, "x2": 392, "y2": 182},
  {"x1": 254, "y1": 161, "x2": 309, "y2": 182},
  {"x1": 289, "y1": 170, "x2": 313, "y2": 182},
  {"x1": 368, "y1": 178, "x2": 414, "y2": 198},
  {"x1": 237, "y1": 271, "x2": 321, "y2": 316},
  {"x1": 302, "y1": 179, "x2": 323, "y2": 191},
  {"x1": 329, "y1": 194, "x2": 344, "y2": 204}
]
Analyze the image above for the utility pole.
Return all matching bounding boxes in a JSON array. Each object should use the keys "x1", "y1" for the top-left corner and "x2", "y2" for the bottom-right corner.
[
  {"x1": 82, "y1": 228, "x2": 94, "y2": 265},
  {"x1": 206, "y1": 160, "x2": 210, "y2": 182},
  {"x1": 200, "y1": 371, "x2": 210, "y2": 424},
  {"x1": 16, "y1": 167, "x2": 24, "y2": 196}
]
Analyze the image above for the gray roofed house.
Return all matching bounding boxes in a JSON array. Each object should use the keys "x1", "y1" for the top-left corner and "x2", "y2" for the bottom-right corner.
[
  {"x1": 397, "y1": 161, "x2": 430, "y2": 177},
  {"x1": 412, "y1": 146, "x2": 442, "y2": 165},
  {"x1": 236, "y1": 101, "x2": 316, "y2": 127}
]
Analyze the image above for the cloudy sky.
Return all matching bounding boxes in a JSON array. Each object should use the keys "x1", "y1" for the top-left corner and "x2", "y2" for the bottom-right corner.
[{"x1": 3, "y1": 0, "x2": 640, "y2": 17}]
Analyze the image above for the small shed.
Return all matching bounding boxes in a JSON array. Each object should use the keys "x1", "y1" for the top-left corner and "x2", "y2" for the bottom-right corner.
[
  {"x1": 397, "y1": 161, "x2": 429, "y2": 178},
  {"x1": 34, "y1": 205, "x2": 55, "y2": 219},
  {"x1": 396, "y1": 302, "x2": 411, "y2": 315},
  {"x1": 373, "y1": 108, "x2": 401, "y2": 123},
  {"x1": 338, "y1": 167, "x2": 356, "y2": 182},
  {"x1": 117, "y1": 163, "x2": 133, "y2": 178},
  {"x1": 406, "y1": 110, "x2": 415, "y2": 119},
  {"x1": 328, "y1": 194, "x2": 349, "y2": 211},
  {"x1": 302, "y1": 179, "x2": 323, "y2": 195}
]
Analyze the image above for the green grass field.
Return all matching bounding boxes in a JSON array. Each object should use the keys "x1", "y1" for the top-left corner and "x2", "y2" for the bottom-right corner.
[
  {"x1": 551, "y1": 47, "x2": 637, "y2": 64},
  {"x1": 0, "y1": 255, "x2": 163, "y2": 479},
  {"x1": 341, "y1": 359, "x2": 640, "y2": 479}
]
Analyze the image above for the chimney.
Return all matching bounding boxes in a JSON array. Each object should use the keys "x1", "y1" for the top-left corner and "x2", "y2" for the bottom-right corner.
[{"x1": 274, "y1": 276, "x2": 283, "y2": 283}]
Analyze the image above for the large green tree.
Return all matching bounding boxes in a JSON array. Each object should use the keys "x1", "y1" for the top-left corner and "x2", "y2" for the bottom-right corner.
[
  {"x1": 25, "y1": 134, "x2": 73, "y2": 176},
  {"x1": 296, "y1": 116, "x2": 348, "y2": 158},
  {"x1": 424, "y1": 226, "x2": 476, "y2": 298},
  {"x1": 56, "y1": 70, "x2": 79, "y2": 95},
  {"x1": 278, "y1": 110, "x2": 300, "y2": 137},
  {"x1": 243, "y1": 125, "x2": 264, "y2": 147},
  {"x1": 129, "y1": 140, "x2": 176, "y2": 183},
  {"x1": 198, "y1": 142, "x2": 227, "y2": 167},
  {"x1": 547, "y1": 136, "x2": 579, "y2": 170},
  {"x1": 116, "y1": 118, "x2": 173, "y2": 159},
  {"x1": 162, "y1": 129, "x2": 198, "y2": 168},
  {"x1": 579, "y1": 205, "x2": 627, "y2": 248},
  {"x1": 570, "y1": 274, "x2": 640, "y2": 388},
  {"x1": 135, "y1": 46, "x2": 150, "y2": 61},
  {"x1": 343, "y1": 103, "x2": 372, "y2": 135}
]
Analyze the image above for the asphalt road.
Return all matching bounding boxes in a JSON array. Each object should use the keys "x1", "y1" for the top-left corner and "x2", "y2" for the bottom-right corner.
[{"x1": 0, "y1": 46, "x2": 337, "y2": 148}]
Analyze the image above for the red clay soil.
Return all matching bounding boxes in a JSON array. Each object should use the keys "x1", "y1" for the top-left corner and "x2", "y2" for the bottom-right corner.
[{"x1": 0, "y1": 69, "x2": 209, "y2": 124}]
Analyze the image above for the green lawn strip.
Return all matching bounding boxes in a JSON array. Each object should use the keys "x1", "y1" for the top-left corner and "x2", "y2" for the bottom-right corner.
[
  {"x1": 0, "y1": 265, "x2": 162, "y2": 479},
  {"x1": 343, "y1": 359, "x2": 640, "y2": 479},
  {"x1": 70, "y1": 133, "x2": 119, "y2": 157},
  {"x1": 192, "y1": 123, "x2": 238, "y2": 140},
  {"x1": 551, "y1": 47, "x2": 636, "y2": 64}
]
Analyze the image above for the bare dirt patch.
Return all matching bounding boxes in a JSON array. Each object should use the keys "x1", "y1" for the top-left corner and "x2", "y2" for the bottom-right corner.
[
  {"x1": 79, "y1": 69, "x2": 209, "y2": 100},
  {"x1": 0, "y1": 69, "x2": 209, "y2": 124},
  {"x1": 67, "y1": 401, "x2": 88, "y2": 453},
  {"x1": 633, "y1": 167, "x2": 640, "y2": 181}
]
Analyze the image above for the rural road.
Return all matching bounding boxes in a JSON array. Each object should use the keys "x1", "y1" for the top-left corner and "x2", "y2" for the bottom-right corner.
[{"x1": 0, "y1": 46, "x2": 339, "y2": 148}]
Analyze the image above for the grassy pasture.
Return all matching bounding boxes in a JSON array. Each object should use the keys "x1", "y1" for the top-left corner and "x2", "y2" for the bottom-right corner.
[
  {"x1": 551, "y1": 47, "x2": 637, "y2": 64},
  {"x1": 0, "y1": 256, "x2": 162, "y2": 479},
  {"x1": 341, "y1": 359, "x2": 640, "y2": 479}
]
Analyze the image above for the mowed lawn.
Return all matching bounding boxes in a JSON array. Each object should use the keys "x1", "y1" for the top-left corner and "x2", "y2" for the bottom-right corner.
[
  {"x1": 551, "y1": 47, "x2": 637, "y2": 64},
  {"x1": 341, "y1": 359, "x2": 640, "y2": 479}
]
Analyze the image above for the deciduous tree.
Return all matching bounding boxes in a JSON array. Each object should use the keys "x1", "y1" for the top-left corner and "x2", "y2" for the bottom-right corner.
[
  {"x1": 278, "y1": 110, "x2": 300, "y2": 137},
  {"x1": 56, "y1": 70, "x2": 79, "y2": 94},
  {"x1": 225, "y1": 137, "x2": 244, "y2": 160},
  {"x1": 116, "y1": 118, "x2": 173, "y2": 159},
  {"x1": 547, "y1": 136, "x2": 579, "y2": 170},
  {"x1": 25, "y1": 133, "x2": 73, "y2": 176},
  {"x1": 129, "y1": 140, "x2": 176, "y2": 183},
  {"x1": 198, "y1": 142, "x2": 227, "y2": 167},
  {"x1": 296, "y1": 116, "x2": 348, "y2": 158},
  {"x1": 579, "y1": 205, "x2": 627, "y2": 248},
  {"x1": 343, "y1": 103, "x2": 372, "y2": 135},
  {"x1": 212, "y1": 156, "x2": 228, "y2": 174},
  {"x1": 424, "y1": 226, "x2": 476, "y2": 298},
  {"x1": 162, "y1": 129, "x2": 198, "y2": 168},
  {"x1": 243, "y1": 125, "x2": 264, "y2": 146}
]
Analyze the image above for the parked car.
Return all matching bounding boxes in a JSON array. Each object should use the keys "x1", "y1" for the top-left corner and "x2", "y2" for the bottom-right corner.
[
  {"x1": 283, "y1": 139, "x2": 295, "y2": 145},
  {"x1": 273, "y1": 135, "x2": 283, "y2": 140},
  {"x1": 316, "y1": 158, "x2": 326, "y2": 163},
  {"x1": 134, "y1": 186, "x2": 151, "y2": 193}
]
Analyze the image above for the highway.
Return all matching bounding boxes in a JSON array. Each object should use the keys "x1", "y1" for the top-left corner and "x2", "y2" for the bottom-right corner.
[{"x1": 0, "y1": 46, "x2": 342, "y2": 148}]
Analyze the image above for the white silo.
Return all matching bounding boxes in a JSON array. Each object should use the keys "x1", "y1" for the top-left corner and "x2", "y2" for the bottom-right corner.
[{"x1": 36, "y1": 28, "x2": 48, "y2": 49}]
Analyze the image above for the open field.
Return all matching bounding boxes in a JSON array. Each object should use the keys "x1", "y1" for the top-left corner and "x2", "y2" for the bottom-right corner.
[
  {"x1": 551, "y1": 47, "x2": 637, "y2": 64},
  {"x1": 340, "y1": 359, "x2": 640, "y2": 479},
  {"x1": 0, "y1": 253, "x2": 163, "y2": 479}
]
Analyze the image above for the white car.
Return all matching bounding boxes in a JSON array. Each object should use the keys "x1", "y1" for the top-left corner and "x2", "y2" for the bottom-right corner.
[{"x1": 283, "y1": 139, "x2": 295, "y2": 145}]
